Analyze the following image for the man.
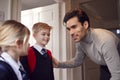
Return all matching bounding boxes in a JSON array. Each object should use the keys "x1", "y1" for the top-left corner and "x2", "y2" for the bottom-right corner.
[{"x1": 52, "y1": 8, "x2": 120, "y2": 80}]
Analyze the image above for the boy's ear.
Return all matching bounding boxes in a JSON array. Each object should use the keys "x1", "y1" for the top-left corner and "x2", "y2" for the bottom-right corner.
[{"x1": 83, "y1": 21, "x2": 89, "y2": 29}]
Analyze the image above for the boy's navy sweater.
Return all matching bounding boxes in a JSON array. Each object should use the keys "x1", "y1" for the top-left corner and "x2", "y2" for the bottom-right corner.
[{"x1": 21, "y1": 47, "x2": 54, "y2": 80}]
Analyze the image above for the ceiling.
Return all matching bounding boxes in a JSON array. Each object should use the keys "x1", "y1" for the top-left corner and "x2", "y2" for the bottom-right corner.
[
  {"x1": 21, "y1": 0, "x2": 120, "y2": 28},
  {"x1": 21, "y1": 0, "x2": 56, "y2": 10}
]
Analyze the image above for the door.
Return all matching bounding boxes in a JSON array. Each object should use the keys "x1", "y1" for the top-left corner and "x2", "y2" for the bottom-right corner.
[
  {"x1": 21, "y1": 3, "x2": 60, "y2": 80},
  {"x1": 83, "y1": 57, "x2": 100, "y2": 80}
]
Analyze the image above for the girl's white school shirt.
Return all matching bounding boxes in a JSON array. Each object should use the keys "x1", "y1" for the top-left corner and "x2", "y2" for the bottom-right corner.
[{"x1": 0, "y1": 52, "x2": 23, "y2": 80}]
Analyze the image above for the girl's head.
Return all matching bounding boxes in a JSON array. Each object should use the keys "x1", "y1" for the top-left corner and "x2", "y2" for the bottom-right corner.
[
  {"x1": 0, "y1": 20, "x2": 30, "y2": 56},
  {"x1": 32, "y1": 22, "x2": 52, "y2": 47}
]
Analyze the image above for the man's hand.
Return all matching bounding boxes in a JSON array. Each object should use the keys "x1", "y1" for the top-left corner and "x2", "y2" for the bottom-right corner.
[{"x1": 52, "y1": 56, "x2": 59, "y2": 68}]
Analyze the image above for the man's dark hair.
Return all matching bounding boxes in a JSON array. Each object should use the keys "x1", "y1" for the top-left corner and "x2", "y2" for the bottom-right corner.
[{"x1": 63, "y1": 8, "x2": 90, "y2": 28}]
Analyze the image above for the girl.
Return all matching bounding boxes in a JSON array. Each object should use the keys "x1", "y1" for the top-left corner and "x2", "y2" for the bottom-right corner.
[{"x1": 0, "y1": 20, "x2": 30, "y2": 80}]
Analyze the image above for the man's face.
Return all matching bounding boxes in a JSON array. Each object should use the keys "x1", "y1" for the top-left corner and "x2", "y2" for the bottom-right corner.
[{"x1": 66, "y1": 17, "x2": 88, "y2": 42}]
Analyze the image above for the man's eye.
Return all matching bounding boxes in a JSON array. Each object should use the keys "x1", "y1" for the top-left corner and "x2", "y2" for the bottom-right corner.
[
  {"x1": 67, "y1": 28, "x2": 70, "y2": 31},
  {"x1": 42, "y1": 34, "x2": 45, "y2": 36},
  {"x1": 71, "y1": 25, "x2": 76, "y2": 29}
]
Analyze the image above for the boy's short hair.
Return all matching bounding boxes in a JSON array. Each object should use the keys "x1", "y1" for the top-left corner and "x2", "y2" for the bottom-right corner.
[{"x1": 32, "y1": 22, "x2": 52, "y2": 33}]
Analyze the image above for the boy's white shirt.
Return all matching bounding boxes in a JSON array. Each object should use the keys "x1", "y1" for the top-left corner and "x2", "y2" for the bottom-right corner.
[
  {"x1": 0, "y1": 52, "x2": 23, "y2": 80},
  {"x1": 33, "y1": 44, "x2": 46, "y2": 55}
]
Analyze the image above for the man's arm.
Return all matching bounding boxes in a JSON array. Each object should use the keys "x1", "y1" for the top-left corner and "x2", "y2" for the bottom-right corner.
[
  {"x1": 102, "y1": 38, "x2": 120, "y2": 80},
  {"x1": 52, "y1": 44, "x2": 86, "y2": 68}
]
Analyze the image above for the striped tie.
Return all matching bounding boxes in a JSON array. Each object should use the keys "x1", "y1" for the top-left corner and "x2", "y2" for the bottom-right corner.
[{"x1": 41, "y1": 48, "x2": 48, "y2": 57}]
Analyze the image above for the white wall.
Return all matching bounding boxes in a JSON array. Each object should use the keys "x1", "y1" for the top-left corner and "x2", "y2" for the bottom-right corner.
[
  {"x1": 0, "y1": 0, "x2": 21, "y2": 21},
  {"x1": 0, "y1": 0, "x2": 11, "y2": 21}
]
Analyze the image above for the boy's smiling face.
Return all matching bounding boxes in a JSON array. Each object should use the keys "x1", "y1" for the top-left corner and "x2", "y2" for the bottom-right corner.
[{"x1": 33, "y1": 28, "x2": 50, "y2": 47}]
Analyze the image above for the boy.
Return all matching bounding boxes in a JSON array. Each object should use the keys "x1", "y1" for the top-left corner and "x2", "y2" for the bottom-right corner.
[{"x1": 21, "y1": 22, "x2": 54, "y2": 80}]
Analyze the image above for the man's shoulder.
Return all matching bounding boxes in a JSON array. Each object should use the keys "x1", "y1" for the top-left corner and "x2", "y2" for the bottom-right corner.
[
  {"x1": 91, "y1": 28, "x2": 110, "y2": 33},
  {"x1": 91, "y1": 28, "x2": 113, "y2": 35},
  {"x1": 91, "y1": 28, "x2": 116, "y2": 40},
  {"x1": 91, "y1": 28, "x2": 119, "y2": 46}
]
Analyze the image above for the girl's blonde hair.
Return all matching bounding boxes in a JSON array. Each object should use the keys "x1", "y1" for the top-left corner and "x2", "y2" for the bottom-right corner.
[
  {"x1": 32, "y1": 22, "x2": 52, "y2": 34},
  {"x1": 0, "y1": 20, "x2": 30, "y2": 51}
]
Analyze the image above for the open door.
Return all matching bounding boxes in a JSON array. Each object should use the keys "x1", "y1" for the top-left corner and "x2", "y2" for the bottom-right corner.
[{"x1": 21, "y1": 3, "x2": 60, "y2": 80}]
